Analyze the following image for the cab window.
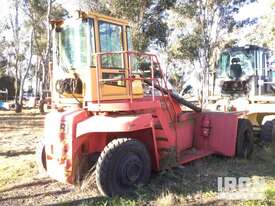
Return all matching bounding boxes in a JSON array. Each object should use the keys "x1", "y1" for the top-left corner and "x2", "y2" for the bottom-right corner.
[
  {"x1": 99, "y1": 21, "x2": 124, "y2": 69},
  {"x1": 59, "y1": 19, "x2": 93, "y2": 69},
  {"x1": 126, "y1": 26, "x2": 133, "y2": 50}
]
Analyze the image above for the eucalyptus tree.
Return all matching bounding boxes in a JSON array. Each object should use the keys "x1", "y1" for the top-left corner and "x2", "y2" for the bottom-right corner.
[
  {"x1": 23, "y1": 0, "x2": 67, "y2": 99},
  {"x1": 167, "y1": 0, "x2": 255, "y2": 105},
  {"x1": 80, "y1": 0, "x2": 176, "y2": 51},
  {"x1": 8, "y1": 0, "x2": 22, "y2": 109},
  {"x1": 6, "y1": 0, "x2": 36, "y2": 111}
]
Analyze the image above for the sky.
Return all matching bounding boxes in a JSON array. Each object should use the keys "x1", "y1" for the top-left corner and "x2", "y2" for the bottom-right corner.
[
  {"x1": 235, "y1": 0, "x2": 273, "y2": 20},
  {"x1": 0, "y1": 1, "x2": 9, "y2": 20}
]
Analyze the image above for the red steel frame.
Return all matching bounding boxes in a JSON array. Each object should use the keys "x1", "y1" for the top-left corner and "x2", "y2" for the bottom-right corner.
[{"x1": 44, "y1": 51, "x2": 240, "y2": 184}]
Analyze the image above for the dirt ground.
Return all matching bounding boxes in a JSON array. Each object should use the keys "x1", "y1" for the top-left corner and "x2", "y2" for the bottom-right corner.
[
  {"x1": 0, "y1": 110, "x2": 274, "y2": 206},
  {"x1": 0, "y1": 110, "x2": 101, "y2": 206}
]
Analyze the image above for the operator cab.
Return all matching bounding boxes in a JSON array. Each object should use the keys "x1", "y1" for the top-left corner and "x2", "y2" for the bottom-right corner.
[
  {"x1": 215, "y1": 45, "x2": 270, "y2": 96},
  {"x1": 51, "y1": 11, "x2": 146, "y2": 109}
]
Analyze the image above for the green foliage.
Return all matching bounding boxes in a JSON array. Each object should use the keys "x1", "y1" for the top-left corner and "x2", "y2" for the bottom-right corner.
[
  {"x1": 111, "y1": 0, "x2": 176, "y2": 50},
  {"x1": 169, "y1": 33, "x2": 202, "y2": 62},
  {"x1": 165, "y1": 0, "x2": 255, "y2": 96},
  {"x1": 169, "y1": 0, "x2": 255, "y2": 66},
  {"x1": 80, "y1": 0, "x2": 110, "y2": 14},
  {"x1": 242, "y1": 1, "x2": 275, "y2": 49},
  {"x1": 81, "y1": 0, "x2": 176, "y2": 51},
  {"x1": 23, "y1": 0, "x2": 67, "y2": 57}
]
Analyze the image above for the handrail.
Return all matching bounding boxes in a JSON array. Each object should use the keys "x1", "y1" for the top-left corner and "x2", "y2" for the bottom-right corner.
[
  {"x1": 94, "y1": 51, "x2": 162, "y2": 104},
  {"x1": 93, "y1": 51, "x2": 201, "y2": 112}
]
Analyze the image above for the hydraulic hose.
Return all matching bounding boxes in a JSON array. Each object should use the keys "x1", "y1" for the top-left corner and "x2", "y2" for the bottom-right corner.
[{"x1": 144, "y1": 79, "x2": 202, "y2": 112}]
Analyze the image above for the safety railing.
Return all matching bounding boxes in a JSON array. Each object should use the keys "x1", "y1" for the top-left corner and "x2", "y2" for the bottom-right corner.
[{"x1": 93, "y1": 51, "x2": 171, "y2": 105}]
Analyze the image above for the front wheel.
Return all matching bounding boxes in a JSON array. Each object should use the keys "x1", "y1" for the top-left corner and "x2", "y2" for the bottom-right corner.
[
  {"x1": 95, "y1": 138, "x2": 151, "y2": 197},
  {"x1": 35, "y1": 139, "x2": 47, "y2": 173},
  {"x1": 236, "y1": 119, "x2": 254, "y2": 158}
]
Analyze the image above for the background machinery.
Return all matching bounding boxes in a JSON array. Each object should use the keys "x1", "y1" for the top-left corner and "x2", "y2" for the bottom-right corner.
[
  {"x1": 214, "y1": 45, "x2": 274, "y2": 100},
  {"x1": 210, "y1": 45, "x2": 275, "y2": 142},
  {"x1": 37, "y1": 11, "x2": 255, "y2": 196}
]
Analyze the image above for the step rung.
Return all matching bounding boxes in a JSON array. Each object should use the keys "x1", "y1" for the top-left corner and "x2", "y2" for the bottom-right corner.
[
  {"x1": 158, "y1": 148, "x2": 170, "y2": 152},
  {"x1": 156, "y1": 136, "x2": 168, "y2": 141}
]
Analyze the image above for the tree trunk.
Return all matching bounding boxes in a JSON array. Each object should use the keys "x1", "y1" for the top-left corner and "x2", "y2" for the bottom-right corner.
[
  {"x1": 18, "y1": 31, "x2": 34, "y2": 107},
  {"x1": 37, "y1": 0, "x2": 53, "y2": 100},
  {"x1": 34, "y1": 56, "x2": 40, "y2": 98},
  {"x1": 11, "y1": 0, "x2": 20, "y2": 111},
  {"x1": 43, "y1": 0, "x2": 53, "y2": 92}
]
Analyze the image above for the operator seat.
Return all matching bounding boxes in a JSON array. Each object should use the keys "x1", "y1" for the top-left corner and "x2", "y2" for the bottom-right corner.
[{"x1": 230, "y1": 57, "x2": 242, "y2": 80}]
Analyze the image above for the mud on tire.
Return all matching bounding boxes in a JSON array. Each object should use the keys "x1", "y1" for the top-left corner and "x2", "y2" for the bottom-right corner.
[{"x1": 95, "y1": 138, "x2": 151, "y2": 197}]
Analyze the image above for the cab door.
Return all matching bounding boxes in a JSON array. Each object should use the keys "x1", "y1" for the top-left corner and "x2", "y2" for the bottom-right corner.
[{"x1": 98, "y1": 21, "x2": 128, "y2": 100}]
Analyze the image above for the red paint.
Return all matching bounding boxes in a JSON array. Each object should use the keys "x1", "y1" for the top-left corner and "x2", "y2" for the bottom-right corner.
[{"x1": 43, "y1": 52, "x2": 241, "y2": 184}]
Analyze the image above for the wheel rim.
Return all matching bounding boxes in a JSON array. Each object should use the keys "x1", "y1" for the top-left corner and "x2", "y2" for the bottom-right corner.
[{"x1": 119, "y1": 154, "x2": 143, "y2": 186}]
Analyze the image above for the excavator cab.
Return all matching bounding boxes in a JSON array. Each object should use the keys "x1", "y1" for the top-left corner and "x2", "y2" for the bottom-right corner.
[{"x1": 51, "y1": 11, "x2": 144, "y2": 108}]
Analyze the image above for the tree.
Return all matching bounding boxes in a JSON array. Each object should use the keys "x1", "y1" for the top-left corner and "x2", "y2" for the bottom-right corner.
[
  {"x1": 167, "y1": 0, "x2": 255, "y2": 105},
  {"x1": 8, "y1": 0, "x2": 21, "y2": 109},
  {"x1": 18, "y1": 30, "x2": 34, "y2": 106},
  {"x1": 23, "y1": 0, "x2": 67, "y2": 99},
  {"x1": 80, "y1": 0, "x2": 176, "y2": 51},
  {"x1": 4, "y1": 0, "x2": 62, "y2": 112},
  {"x1": 80, "y1": 0, "x2": 110, "y2": 14}
]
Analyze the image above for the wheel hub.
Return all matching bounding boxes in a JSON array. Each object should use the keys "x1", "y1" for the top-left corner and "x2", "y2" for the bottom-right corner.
[{"x1": 120, "y1": 155, "x2": 143, "y2": 185}]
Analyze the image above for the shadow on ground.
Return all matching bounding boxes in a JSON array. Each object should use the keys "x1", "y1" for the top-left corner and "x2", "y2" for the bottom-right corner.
[{"x1": 0, "y1": 150, "x2": 35, "y2": 157}]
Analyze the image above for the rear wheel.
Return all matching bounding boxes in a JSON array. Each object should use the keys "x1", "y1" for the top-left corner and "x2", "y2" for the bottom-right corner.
[
  {"x1": 95, "y1": 138, "x2": 151, "y2": 197},
  {"x1": 236, "y1": 119, "x2": 254, "y2": 158}
]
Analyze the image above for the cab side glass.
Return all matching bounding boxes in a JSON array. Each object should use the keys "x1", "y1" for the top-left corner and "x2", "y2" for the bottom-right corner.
[
  {"x1": 99, "y1": 22, "x2": 124, "y2": 69},
  {"x1": 59, "y1": 20, "x2": 91, "y2": 70}
]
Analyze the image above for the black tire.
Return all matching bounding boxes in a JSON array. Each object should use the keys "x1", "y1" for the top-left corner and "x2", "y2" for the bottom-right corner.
[
  {"x1": 236, "y1": 119, "x2": 254, "y2": 158},
  {"x1": 76, "y1": 153, "x2": 99, "y2": 185},
  {"x1": 96, "y1": 138, "x2": 151, "y2": 197},
  {"x1": 260, "y1": 120, "x2": 275, "y2": 143},
  {"x1": 36, "y1": 139, "x2": 47, "y2": 173}
]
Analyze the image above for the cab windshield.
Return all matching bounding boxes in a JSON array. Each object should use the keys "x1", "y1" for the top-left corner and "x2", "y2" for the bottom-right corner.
[
  {"x1": 217, "y1": 50, "x2": 254, "y2": 78},
  {"x1": 58, "y1": 19, "x2": 94, "y2": 70}
]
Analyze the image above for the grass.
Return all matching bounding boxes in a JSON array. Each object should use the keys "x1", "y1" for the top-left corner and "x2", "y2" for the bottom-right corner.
[
  {"x1": 66, "y1": 142, "x2": 275, "y2": 206},
  {"x1": 0, "y1": 109, "x2": 274, "y2": 205},
  {"x1": 0, "y1": 154, "x2": 38, "y2": 189},
  {"x1": 0, "y1": 109, "x2": 42, "y2": 190}
]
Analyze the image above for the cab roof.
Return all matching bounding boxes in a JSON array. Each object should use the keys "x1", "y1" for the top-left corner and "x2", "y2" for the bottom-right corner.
[{"x1": 51, "y1": 10, "x2": 130, "y2": 28}]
